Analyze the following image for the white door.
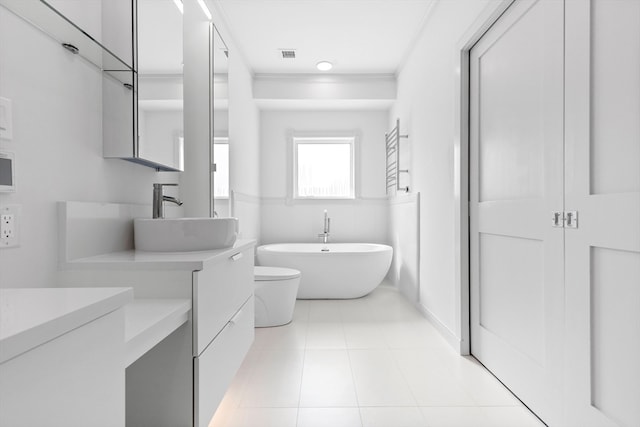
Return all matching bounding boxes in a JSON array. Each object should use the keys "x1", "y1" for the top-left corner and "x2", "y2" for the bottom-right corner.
[
  {"x1": 564, "y1": 1, "x2": 640, "y2": 426},
  {"x1": 469, "y1": 0, "x2": 565, "y2": 425}
]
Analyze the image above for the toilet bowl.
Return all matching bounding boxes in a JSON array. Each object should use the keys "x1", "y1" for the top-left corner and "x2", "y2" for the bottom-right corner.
[{"x1": 254, "y1": 266, "x2": 301, "y2": 327}]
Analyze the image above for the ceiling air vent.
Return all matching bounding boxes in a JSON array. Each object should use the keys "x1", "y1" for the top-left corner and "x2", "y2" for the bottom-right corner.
[{"x1": 281, "y1": 50, "x2": 296, "y2": 59}]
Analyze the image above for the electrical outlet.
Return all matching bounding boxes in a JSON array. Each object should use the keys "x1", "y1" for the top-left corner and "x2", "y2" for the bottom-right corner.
[
  {"x1": 1, "y1": 214, "x2": 14, "y2": 238},
  {"x1": 0, "y1": 205, "x2": 20, "y2": 248}
]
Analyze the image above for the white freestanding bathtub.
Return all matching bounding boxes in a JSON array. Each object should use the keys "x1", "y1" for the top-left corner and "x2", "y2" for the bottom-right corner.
[{"x1": 256, "y1": 243, "x2": 393, "y2": 299}]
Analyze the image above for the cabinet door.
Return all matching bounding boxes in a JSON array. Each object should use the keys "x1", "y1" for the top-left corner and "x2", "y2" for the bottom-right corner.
[
  {"x1": 194, "y1": 296, "x2": 254, "y2": 427},
  {"x1": 193, "y1": 247, "x2": 253, "y2": 355},
  {"x1": 564, "y1": 1, "x2": 640, "y2": 426},
  {"x1": 469, "y1": 0, "x2": 565, "y2": 424}
]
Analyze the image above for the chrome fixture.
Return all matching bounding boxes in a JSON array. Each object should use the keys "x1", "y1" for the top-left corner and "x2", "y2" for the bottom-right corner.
[
  {"x1": 152, "y1": 183, "x2": 183, "y2": 219},
  {"x1": 318, "y1": 209, "x2": 331, "y2": 243},
  {"x1": 386, "y1": 118, "x2": 410, "y2": 194},
  {"x1": 62, "y1": 43, "x2": 79, "y2": 54}
]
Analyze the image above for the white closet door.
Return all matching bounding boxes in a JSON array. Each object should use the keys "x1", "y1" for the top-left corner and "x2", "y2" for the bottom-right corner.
[
  {"x1": 469, "y1": 0, "x2": 564, "y2": 425},
  {"x1": 564, "y1": 1, "x2": 640, "y2": 426}
]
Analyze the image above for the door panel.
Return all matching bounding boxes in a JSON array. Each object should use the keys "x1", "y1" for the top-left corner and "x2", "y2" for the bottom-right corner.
[
  {"x1": 564, "y1": 1, "x2": 640, "y2": 426},
  {"x1": 479, "y1": 233, "x2": 545, "y2": 365},
  {"x1": 589, "y1": 0, "x2": 640, "y2": 195},
  {"x1": 590, "y1": 248, "x2": 640, "y2": 427},
  {"x1": 470, "y1": 0, "x2": 565, "y2": 425}
]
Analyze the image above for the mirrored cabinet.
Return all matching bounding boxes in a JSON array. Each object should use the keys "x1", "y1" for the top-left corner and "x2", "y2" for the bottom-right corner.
[
  {"x1": 211, "y1": 25, "x2": 229, "y2": 215},
  {"x1": 0, "y1": 0, "x2": 183, "y2": 172},
  {"x1": 135, "y1": 0, "x2": 184, "y2": 171},
  {"x1": 106, "y1": 0, "x2": 184, "y2": 171}
]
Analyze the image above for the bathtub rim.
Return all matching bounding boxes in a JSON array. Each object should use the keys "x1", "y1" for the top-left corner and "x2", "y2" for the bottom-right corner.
[{"x1": 256, "y1": 242, "x2": 393, "y2": 256}]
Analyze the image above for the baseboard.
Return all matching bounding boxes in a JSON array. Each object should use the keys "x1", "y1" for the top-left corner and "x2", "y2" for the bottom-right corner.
[{"x1": 415, "y1": 302, "x2": 465, "y2": 355}]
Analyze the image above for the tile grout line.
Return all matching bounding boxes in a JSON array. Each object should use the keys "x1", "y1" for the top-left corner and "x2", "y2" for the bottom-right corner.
[{"x1": 345, "y1": 303, "x2": 370, "y2": 427}]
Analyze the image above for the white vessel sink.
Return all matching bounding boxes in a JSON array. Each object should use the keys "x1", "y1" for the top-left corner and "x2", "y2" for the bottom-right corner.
[{"x1": 134, "y1": 217, "x2": 238, "y2": 252}]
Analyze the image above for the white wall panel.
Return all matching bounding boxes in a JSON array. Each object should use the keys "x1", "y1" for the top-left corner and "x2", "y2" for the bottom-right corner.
[{"x1": 0, "y1": 8, "x2": 168, "y2": 289}]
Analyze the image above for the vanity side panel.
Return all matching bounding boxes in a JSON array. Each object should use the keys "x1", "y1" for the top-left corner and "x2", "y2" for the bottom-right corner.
[{"x1": 0, "y1": 309, "x2": 125, "y2": 427}]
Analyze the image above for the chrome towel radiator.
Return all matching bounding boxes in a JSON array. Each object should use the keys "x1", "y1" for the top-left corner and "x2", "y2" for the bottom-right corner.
[{"x1": 385, "y1": 118, "x2": 409, "y2": 194}]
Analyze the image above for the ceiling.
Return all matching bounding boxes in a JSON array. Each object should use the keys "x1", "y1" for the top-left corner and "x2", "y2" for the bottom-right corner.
[{"x1": 212, "y1": 0, "x2": 436, "y2": 75}]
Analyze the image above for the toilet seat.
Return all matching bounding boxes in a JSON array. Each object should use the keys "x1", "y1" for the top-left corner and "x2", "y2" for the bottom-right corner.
[{"x1": 254, "y1": 266, "x2": 301, "y2": 281}]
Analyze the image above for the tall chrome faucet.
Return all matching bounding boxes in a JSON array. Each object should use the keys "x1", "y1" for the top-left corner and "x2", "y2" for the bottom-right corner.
[
  {"x1": 152, "y1": 183, "x2": 183, "y2": 219},
  {"x1": 318, "y1": 209, "x2": 331, "y2": 243}
]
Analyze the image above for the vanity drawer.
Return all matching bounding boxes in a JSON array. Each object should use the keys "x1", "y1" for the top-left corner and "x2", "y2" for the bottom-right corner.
[
  {"x1": 192, "y1": 246, "x2": 253, "y2": 355},
  {"x1": 194, "y1": 296, "x2": 254, "y2": 427}
]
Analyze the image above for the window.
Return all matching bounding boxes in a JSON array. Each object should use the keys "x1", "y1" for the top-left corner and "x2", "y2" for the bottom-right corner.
[
  {"x1": 294, "y1": 136, "x2": 355, "y2": 199},
  {"x1": 213, "y1": 138, "x2": 229, "y2": 198}
]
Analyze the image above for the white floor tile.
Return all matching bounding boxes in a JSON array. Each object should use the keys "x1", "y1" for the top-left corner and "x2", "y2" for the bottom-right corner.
[
  {"x1": 225, "y1": 408, "x2": 298, "y2": 427},
  {"x1": 293, "y1": 300, "x2": 311, "y2": 322},
  {"x1": 349, "y1": 349, "x2": 417, "y2": 406},
  {"x1": 447, "y1": 357, "x2": 521, "y2": 406},
  {"x1": 306, "y1": 322, "x2": 347, "y2": 349},
  {"x1": 212, "y1": 287, "x2": 542, "y2": 427},
  {"x1": 482, "y1": 406, "x2": 547, "y2": 427},
  {"x1": 300, "y1": 350, "x2": 358, "y2": 407},
  {"x1": 253, "y1": 321, "x2": 308, "y2": 349},
  {"x1": 297, "y1": 408, "x2": 362, "y2": 427},
  {"x1": 381, "y1": 321, "x2": 444, "y2": 349},
  {"x1": 343, "y1": 322, "x2": 388, "y2": 349},
  {"x1": 420, "y1": 407, "x2": 491, "y2": 427},
  {"x1": 392, "y1": 349, "x2": 476, "y2": 406},
  {"x1": 360, "y1": 407, "x2": 427, "y2": 427},
  {"x1": 240, "y1": 350, "x2": 304, "y2": 407},
  {"x1": 308, "y1": 300, "x2": 343, "y2": 322}
]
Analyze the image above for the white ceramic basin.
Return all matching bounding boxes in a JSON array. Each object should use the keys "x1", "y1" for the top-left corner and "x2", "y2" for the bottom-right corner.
[{"x1": 134, "y1": 217, "x2": 238, "y2": 252}]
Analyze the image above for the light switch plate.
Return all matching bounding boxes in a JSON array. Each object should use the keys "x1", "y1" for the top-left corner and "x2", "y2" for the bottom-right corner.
[{"x1": 0, "y1": 97, "x2": 13, "y2": 140}]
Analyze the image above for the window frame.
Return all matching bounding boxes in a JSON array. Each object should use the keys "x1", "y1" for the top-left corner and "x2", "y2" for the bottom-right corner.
[{"x1": 291, "y1": 134, "x2": 358, "y2": 200}]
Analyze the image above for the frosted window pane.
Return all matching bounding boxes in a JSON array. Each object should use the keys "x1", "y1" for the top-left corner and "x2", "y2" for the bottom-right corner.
[
  {"x1": 296, "y1": 142, "x2": 352, "y2": 198},
  {"x1": 213, "y1": 143, "x2": 229, "y2": 198}
]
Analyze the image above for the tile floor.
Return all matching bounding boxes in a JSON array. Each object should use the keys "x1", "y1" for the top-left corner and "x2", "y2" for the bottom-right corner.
[{"x1": 209, "y1": 284, "x2": 546, "y2": 427}]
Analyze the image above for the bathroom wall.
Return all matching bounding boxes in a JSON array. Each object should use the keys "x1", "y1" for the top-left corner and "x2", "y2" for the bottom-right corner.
[
  {"x1": 210, "y1": 3, "x2": 262, "y2": 242},
  {"x1": 0, "y1": 7, "x2": 174, "y2": 289},
  {"x1": 388, "y1": 193, "x2": 420, "y2": 302},
  {"x1": 390, "y1": 0, "x2": 498, "y2": 349},
  {"x1": 259, "y1": 110, "x2": 389, "y2": 245},
  {"x1": 228, "y1": 49, "x2": 261, "y2": 241}
]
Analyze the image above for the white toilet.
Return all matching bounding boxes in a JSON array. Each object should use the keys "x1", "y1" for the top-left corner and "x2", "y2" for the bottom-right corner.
[{"x1": 254, "y1": 266, "x2": 301, "y2": 327}]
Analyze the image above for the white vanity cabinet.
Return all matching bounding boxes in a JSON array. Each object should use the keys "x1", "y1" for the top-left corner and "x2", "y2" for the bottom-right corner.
[
  {"x1": 0, "y1": 287, "x2": 133, "y2": 427},
  {"x1": 193, "y1": 244, "x2": 255, "y2": 427},
  {"x1": 59, "y1": 240, "x2": 256, "y2": 427}
]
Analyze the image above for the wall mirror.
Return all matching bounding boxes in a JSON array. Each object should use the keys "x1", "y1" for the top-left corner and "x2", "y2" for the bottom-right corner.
[
  {"x1": 211, "y1": 25, "x2": 229, "y2": 216},
  {"x1": 136, "y1": 0, "x2": 184, "y2": 171}
]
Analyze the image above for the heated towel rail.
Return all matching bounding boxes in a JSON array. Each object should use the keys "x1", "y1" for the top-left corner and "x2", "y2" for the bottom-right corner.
[{"x1": 386, "y1": 118, "x2": 409, "y2": 194}]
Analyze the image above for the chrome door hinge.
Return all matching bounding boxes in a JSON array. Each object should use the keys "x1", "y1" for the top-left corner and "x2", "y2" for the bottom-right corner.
[{"x1": 551, "y1": 211, "x2": 578, "y2": 228}]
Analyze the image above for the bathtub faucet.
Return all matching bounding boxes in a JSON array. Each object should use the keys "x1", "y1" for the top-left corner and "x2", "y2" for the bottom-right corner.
[{"x1": 318, "y1": 210, "x2": 330, "y2": 243}]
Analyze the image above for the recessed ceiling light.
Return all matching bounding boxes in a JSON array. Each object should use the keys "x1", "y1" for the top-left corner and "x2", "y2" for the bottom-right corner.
[{"x1": 316, "y1": 61, "x2": 333, "y2": 71}]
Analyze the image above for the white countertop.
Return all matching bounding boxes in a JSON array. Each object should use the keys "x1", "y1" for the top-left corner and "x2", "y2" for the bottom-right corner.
[
  {"x1": 63, "y1": 239, "x2": 256, "y2": 271},
  {"x1": 0, "y1": 287, "x2": 133, "y2": 364},
  {"x1": 124, "y1": 298, "x2": 191, "y2": 367}
]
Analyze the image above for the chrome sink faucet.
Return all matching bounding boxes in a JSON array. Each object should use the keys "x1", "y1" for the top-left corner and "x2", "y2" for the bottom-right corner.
[
  {"x1": 318, "y1": 209, "x2": 330, "y2": 243},
  {"x1": 152, "y1": 183, "x2": 183, "y2": 219}
]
